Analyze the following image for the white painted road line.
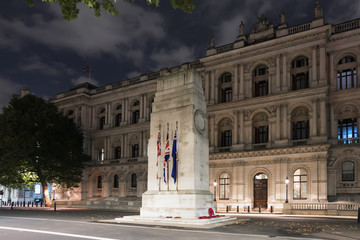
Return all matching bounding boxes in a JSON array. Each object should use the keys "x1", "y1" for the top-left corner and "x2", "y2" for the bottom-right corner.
[{"x1": 0, "y1": 226, "x2": 120, "y2": 240}]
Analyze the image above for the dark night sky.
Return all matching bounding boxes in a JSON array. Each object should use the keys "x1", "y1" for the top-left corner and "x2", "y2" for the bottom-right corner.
[{"x1": 0, "y1": 0, "x2": 359, "y2": 109}]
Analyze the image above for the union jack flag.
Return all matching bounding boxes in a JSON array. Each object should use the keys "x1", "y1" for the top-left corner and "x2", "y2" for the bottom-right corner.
[
  {"x1": 163, "y1": 132, "x2": 170, "y2": 183},
  {"x1": 156, "y1": 131, "x2": 161, "y2": 179}
]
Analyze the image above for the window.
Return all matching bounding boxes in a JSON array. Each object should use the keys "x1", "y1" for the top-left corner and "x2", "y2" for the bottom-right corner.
[
  {"x1": 292, "y1": 121, "x2": 309, "y2": 140},
  {"x1": 98, "y1": 148, "x2": 104, "y2": 161},
  {"x1": 254, "y1": 126, "x2": 268, "y2": 144},
  {"x1": 219, "y1": 73, "x2": 232, "y2": 103},
  {"x1": 100, "y1": 108, "x2": 105, "y2": 113},
  {"x1": 221, "y1": 130, "x2": 232, "y2": 147},
  {"x1": 114, "y1": 175, "x2": 119, "y2": 188},
  {"x1": 291, "y1": 56, "x2": 309, "y2": 90},
  {"x1": 253, "y1": 65, "x2": 269, "y2": 97},
  {"x1": 338, "y1": 118, "x2": 358, "y2": 143},
  {"x1": 99, "y1": 117, "x2": 105, "y2": 129},
  {"x1": 132, "y1": 110, "x2": 140, "y2": 124},
  {"x1": 115, "y1": 113, "x2": 122, "y2": 127},
  {"x1": 132, "y1": 144, "x2": 139, "y2": 158},
  {"x1": 219, "y1": 173, "x2": 230, "y2": 200},
  {"x1": 133, "y1": 100, "x2": 140, "y2": 106},
  {"x1": 97, "y1": 176, "x2": 102, "y2": 188},
  {"x1": 293, "y1": 169, "x2": 307, "y2": 199},
  {"x1": 342, "y1": 161, "x2": 355, "y2": 181},
  {"x1": 337, "y1": 56, "x2": 357, "y2": 90},
  {"x1": 131, "y1": 173, "x2": 137, "y2": 188},
  {"x1": 116, "y1": 104, "x2": 122, "y2": 110},
  {"x1": 114, "y1": 146, "x2": 121, "y2": 159}
]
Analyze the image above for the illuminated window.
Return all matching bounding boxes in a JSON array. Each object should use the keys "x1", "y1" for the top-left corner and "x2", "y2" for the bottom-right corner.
[
  {"x1": 293, "y1": 169, "x2": 307, "y2": 199},
  {"x1": 219, "y1": 173, "x2": 230, "y2": 200}
]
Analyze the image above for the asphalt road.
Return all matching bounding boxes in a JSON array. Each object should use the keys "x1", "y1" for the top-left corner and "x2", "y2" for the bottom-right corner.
[{"x1": 0, "y1": 207, "x2": 359, "y2": 240}]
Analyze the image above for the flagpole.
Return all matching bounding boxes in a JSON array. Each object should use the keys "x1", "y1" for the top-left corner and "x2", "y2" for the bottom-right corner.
[
  {"x1": 167, "y1": 123, "x2": 170, "y2": 191},
  {"x1": 89, "y1": 65, "x2": 91, "y2": 81},
  {"x1": 158, "y1": 124, "x2": 161, "y2": 191},
  {"x1": 176, "y1": 122, "x2": 179, "y2": 191}
]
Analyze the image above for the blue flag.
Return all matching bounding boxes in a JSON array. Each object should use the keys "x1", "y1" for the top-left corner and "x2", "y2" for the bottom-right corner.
[{"x1": 171, "y1": 130, "x2": 177, "y2": 183}]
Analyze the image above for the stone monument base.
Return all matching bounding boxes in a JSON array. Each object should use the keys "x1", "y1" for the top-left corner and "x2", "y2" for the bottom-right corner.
[{"x1": 140, "y1": 190, "x2": 214, "y2": 219}]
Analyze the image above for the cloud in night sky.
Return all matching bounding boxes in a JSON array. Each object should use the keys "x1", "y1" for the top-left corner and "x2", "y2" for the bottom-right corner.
[
  {"x1": 71, "y1": 75, "x2": 99, "y2": 86},
  {"x1": 0, "y1": 76, "x2": 23, "y2": 111}
]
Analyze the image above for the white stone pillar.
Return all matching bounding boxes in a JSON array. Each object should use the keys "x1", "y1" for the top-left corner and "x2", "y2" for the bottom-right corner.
[
  {"x1": 319, "y1": 46, "x2": 326, "y2": 85},
  {"x1": 233, "y1": 65, "x2": 239, "y2": 100},
  {"x1": 320, "y1": 99, "x2": 327, "y2": 136},
  {"x1": 276, "y1": 106, "x2": 281, "y2": 140},
  {"x1": 276, "y1": 56, "x2": 281, "y2": 91},
  {"x1": 233, "y1": 110, "x2": 238, "y2": 145},
  {"x1": 214, "y1": 126, "x2": 218, "y2": 147},
  {"x1": 282, "y1": 55, "x2": 288, "y2": 91},
  {"x1": 239, "y1": 65, "x2": 244, "y2": 99},
  {"x1": 239, "y1": 110, "x2": 244, "y2": 143},
  {"x1": 211, "y1": 71, "x2": 215, "y2": 104},
  {"x1": 312, "y1": 99, "x2": 318, "y2": 137},
  {"x1": 312, "y1": 47, "x2": 317, "y2": 85}
]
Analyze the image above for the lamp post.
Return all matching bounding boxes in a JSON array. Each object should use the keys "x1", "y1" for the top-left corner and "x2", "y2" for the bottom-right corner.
[
  {"x1": 213, "y1": 180, "x2": 217, "y2": 201},
  {"x1": 285, "y1": 176, "x2": 289, "y2": 203}
]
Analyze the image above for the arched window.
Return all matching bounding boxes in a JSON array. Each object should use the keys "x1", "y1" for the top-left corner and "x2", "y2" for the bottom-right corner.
[
  {"x1": 219, "y1": 172, "x2": 230, "y2": 200},
  {"x1": 98, "y1": 107, "x2": 106, "y2": 129},
  {"x1": 342, "y1": 161, "x2": 355, "y2": 181},
  {"x1": 131, "y1": 173, "x2": 137, "y2": 188},
  {"x1": 293, "y1": 169, "x2": 307, "y2": 199},
  {"x1": 114, "y1": 146, "x2": 121, "y2": 159},
  {"x1": 253, "y1": 65, "x2": 268, "y2": 97},
  {"x1": 132, "y1": 144, "x2": 139, "y2": 158},
  {"x1": 337, "y1": 56, "x2": 357, "y2": 90},
  {"x1": 98, "y1": 148, "x2": 105, "y2": 161},
  {"x1": 66, "y1": 109, "x2": 75, "y2": 123},
  {"x1": 218, "y1": 118, "x2": 232, "y2": 148},
  {"x1": 338, "y1": 118, "x2": 358, "y2": 144},
  {"x1": 219, "y1": 73, "x2": 232, "y2": 103},
  {"x1": 291, "y1": 107, "x2": 310, "y2": 142},
  {"x1": 291, "y1": 56, "x2": 309, "y2": 90},
  {"x1": 149, "y1": 97, "x2": 155, "y2": 120},
  {"x1": 253, "y1": 113, "x2": 268, "y2": 146},
  {"x1": 113, "y1": 175, "x2": 119, "y2": 188},
  {"x1": 97, "y1": 176, "x2": 102, "y2": 188},
  {"x1": 114, "y1": 104, "x2": 122, "y2": 127},
  {"x1": 132, "y1": 100, "x2": 140, "y2": 124}
]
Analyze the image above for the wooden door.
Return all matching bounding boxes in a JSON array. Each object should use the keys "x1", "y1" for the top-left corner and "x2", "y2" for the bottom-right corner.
[{"x1": 254, "y1": 178, "x2": 268, "y2": 209}]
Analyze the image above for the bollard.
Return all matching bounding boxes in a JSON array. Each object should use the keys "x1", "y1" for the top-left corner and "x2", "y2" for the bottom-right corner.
[
  {"x1": 270, "y1": 206, "x2": 274, "y2": 213},
  {"x1": 247, "y1": 206, "x2": 250, "y2": 213},
  {"x1": 27, "y1": 202, "x2": 30, "y2": 207},
  {"x1": 259, "y1": 205, "x2": 261, "y2": 213},
  {"x1": 358, "y1": 207, "x2": 360, "y2": 224},
  {"x1": 54, "y1": 202, "x2": 56, "y2": 212},
  {"x1": 226, "y1": 206, "x2": 229, "y2": 212},
  {"x1": 32, "y1": 202, "x2": 34, "y2": 207},
  {"x1": 237, "y1": 205, "x2": 239, "y2": 213},
  {"x1": 40, "y1": 201, "x2": 43, "y2": 207},
  {"x1": 11, "y1": 202, "x2": 14, "y2": 210}
]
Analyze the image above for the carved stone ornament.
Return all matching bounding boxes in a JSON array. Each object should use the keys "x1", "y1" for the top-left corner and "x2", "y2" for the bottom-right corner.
[
  {"x1": 292, "y1": 107, "x2": 309, "y2": 117},
  {"x1": 253, "y1": 112, "x2": 268, "y2": 122},
  {"x1": 245, "y1": 109, "x2": 253, "y2": 120},
  {"x1": 265, "y1": 106, "x2": 277, "y2": 118},
  {"x1": 219, "y1": 118, "x2": 232, "y2": 128},
  {"x1": 94, "y1": 139, "x2": 105, "y2": 149},
  {"x1": 194, "y1": 109, "x2": 206, "y2": 134}
]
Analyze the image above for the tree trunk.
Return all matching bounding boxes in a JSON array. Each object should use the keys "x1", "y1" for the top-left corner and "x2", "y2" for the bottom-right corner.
[{"x1": 42, "y1": 183, "x2": 51, "y2": 207}]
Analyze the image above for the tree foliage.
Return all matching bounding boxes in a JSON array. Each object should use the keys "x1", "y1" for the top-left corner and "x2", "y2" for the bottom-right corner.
[
  {"x1": 0, "y1": 94, "x2": 89, "y2": 206},
  {"x1": 25, "y1": 0, "x2": 195, "y2": 21}
]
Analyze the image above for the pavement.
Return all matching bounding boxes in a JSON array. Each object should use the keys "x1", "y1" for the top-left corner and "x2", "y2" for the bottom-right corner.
[{"x1": 0, "y1": 206, "x2": 359, "y2": 239}]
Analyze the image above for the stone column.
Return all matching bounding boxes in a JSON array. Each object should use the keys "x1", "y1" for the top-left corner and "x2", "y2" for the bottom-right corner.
[
  {"x1": 233, "y1": 65, "x2": 239, "y2": 100},
  {"x1": 205, "y1": 71, "x2": 210, "y2": 103},
  {"x1": 330, "y1": 103, "x2": 336, "y2": 139},
  {"x1": 214, "y1": 125, "x2": 219, "y2": 147},
  {"x1": 209, "y1": 114, "x2": 215, "y2": 147},
  {"x1": 276, "y1": 106, "x2": 281, "y2": 140},
  {"x1": 121, "y1": 99, "x2": 125, "y2": 124},
  {"x1": 319, "y1": 46, "x2": 326, "y2": 85},
  {"x1": 276, "y1": 56, "x2": 281, "y2": 91},
  {"x1": 143, "y1": 94, "x2": 147, "y2": 121},
  {"x1": 214, "y1": 73, "x2": 219, "y2": 104},
  {"x1": 143, "y1": 131, "x2": 147, "y2": 157},
  {"x1": 329, "y1": 53, "x2": 335, "y2": 90},
  {"x1": 124, "y1": 134, "x2": 128, "y2": 158},
  {"x1": 239, "y1": 65, "x2": 244, "y2": 99},
  {"x1": 282, "y1": 105, "x2": 288, "y2": 139},
  {"x1": 139, "y1": 131, "x2": 143, "y2": 157},
  {"x1": 107, "y1": 102, "x2": 111, "y2": 125},
  {"x1": 320, "y1": 99, "x2": 327, "y2": 136},
  {"x1": 211, "y1": 71, "x2": 215, "y2": 104},
  {"x1": 282, "y1": 54, "x2": 288, "y2": 91},
  {"x1": 312, "y1": 99, "x2": 318, "y2": 137},
  {"x1": 312, "y1": 47, "x2": 317, "y2": 85},
  {"x1": 233, "y1": 110, "x2": 238, "y2": 145},
  {"x1": 239, "y1": 110, "x2": 244, "y2": 143},
  {"x1": 121, "y1": 134, "x2": 125, "y2": 158}
]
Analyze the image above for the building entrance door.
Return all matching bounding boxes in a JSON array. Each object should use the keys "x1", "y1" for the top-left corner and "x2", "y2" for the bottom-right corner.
[{"x1": 254, "y1": 173, "x2": 268, "y2": 209}]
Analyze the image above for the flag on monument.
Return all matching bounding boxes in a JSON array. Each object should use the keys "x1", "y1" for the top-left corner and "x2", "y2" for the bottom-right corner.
[
  {"x1": 171, "y1": 130, "x2": 177, "y2": 183},
  {"x1": 156, "y1": 131, "x2": 161, "y2": 179},
  {"x1": 163, "y1": 132, "x2": 170, "y2": 183}
]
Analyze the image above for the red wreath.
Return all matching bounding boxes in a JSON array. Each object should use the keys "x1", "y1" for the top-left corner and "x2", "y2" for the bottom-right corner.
[{"x1": 208, "y1": 208, "x2": 215, "y2": 217}]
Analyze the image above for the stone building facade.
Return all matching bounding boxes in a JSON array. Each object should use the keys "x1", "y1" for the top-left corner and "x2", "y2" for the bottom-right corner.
[{"x1": 54, "y1": 3, "x2": 360, "y2": 212}]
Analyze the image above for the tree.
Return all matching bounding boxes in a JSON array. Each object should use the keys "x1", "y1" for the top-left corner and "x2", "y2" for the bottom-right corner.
[
  {"x1": 25, "y1": 0, "x2": 195, "y2": 21},
  {"x1": 0, "y1": 94, "x2": 89, "y2": 207}
]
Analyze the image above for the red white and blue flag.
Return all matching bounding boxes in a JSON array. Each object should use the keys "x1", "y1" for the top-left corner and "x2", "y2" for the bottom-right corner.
[
  {"x1": 171, "y1": 130, "x2": 177, "y2": 183},
  {"x1": 163, "y1": 132, "x2": 170, "y2": 183},
  {"x1": 156, "y1": 131, "x2": 161, "y2": 179}
]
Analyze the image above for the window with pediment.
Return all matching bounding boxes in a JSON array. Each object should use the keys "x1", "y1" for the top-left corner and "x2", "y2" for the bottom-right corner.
[
  {"x1": 291, "y1": 107, "x2": 310, "y2": 140},
  {"x1": 293, "y1": 169, "x2": 307, "y2": 199},
  {"x1": 337, "y1": 56, "x2": 357, "y2": 90},
  {"x1": 253, "y1": 65, "x2": 268, "y2": 97},
  {"x1": 336, "y1": 105, "x2": 358, "y2": 144},
  {"x1": 219, "y1": 172, "x2": 230, "y2": 200},
  {"x1": 253, "y1": 113, "x2": 268, "y2": 144},
  {"x1": 114, "y1": 146, "x2": 121, "y2": 159},
  {"x1": 131, "y1": 173, "x2": 137, "y2": 188},
  {"x1": 342, "y1": 161, "x2": 355, "y2": 181},
  {"x1": 131, "y1": 100, "x2": 140, "y2": 124},
  {"x1": 291, "y1": 56, "x2": 309, "y2": 90},
  {"x1": 219, "y1": 73, "x2": 233, "y2": 103},
  {"x1": 114, "y1": 104, "x2": 122, "y2": 127},
  {"x1": 98, "y1": 107, "x2": 106, "y2": 129},
  {"x1": 218, "y1": 118, "x2": 232, "y2": 147}
]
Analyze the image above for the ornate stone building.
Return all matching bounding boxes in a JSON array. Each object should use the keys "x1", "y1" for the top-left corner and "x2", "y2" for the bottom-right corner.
[{"x1": 54, "y1": 3, "x2": 360, "y2": 212}]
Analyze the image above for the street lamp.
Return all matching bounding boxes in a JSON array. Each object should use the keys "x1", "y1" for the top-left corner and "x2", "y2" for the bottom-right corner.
[
  {"x1": 285, "y1": 176, "x2": 289, "y2": 203},
  {"x1": 213, "y1": 180, "x2": 217, "y2": 201}
]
